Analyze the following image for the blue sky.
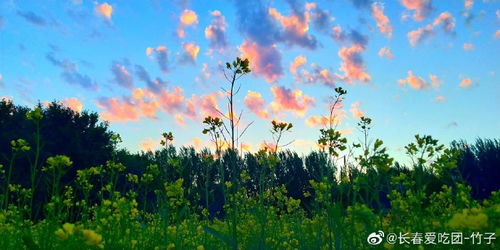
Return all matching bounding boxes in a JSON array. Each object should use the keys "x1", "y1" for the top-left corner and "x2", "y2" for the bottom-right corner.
[{"x1": 1, "y1": 0, "x2": 499, "y2": 164}]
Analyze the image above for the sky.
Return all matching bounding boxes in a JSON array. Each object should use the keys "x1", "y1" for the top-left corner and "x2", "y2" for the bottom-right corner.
[{"x1": 1, "y1": 0, "x2": 499, "y2": 164}]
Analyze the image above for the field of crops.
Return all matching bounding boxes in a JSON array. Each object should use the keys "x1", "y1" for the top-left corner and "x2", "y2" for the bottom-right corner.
[{"x1": 0, "y1": 98, "x2": 499, "y2": 249}]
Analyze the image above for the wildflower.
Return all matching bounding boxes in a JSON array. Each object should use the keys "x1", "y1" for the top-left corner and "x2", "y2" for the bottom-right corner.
[
  {"x1": 55, "y1": 229, "x2": 69, "y2": 240},
  {"x1": 11, "y1": 139, "x2": 30, "y2": 152},
  {"x1": 197, "y1": 245, "x2": 205, "y2": 250},
  {"x1": 82, "y1": 229, "x2": 104, "y2": 248},
  {"x1": 448, "y1": 208, "x2": 488, "y2": 230},
  {"x1": 63, "y1": 223, "x2": 75, "y2": 235},
  {"x1": 42, "y1": 155, "x2": 72, "y2": 172},
  {"x1": 26, "y1": 107, "x2": 43, "y2": 122},
  {"x1": 167, "y1": 243, "x2": 175, "y2": 249}
]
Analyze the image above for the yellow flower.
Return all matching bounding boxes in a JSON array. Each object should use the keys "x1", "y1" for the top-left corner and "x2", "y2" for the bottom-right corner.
[
  {"x1": 167, "y1": 243, "x2": 175, "y2": 249},
  {"x1": 197, "y1": 245, "x2": 205, "y2": 250},
  {"x1": 62, "y1": 223, "x2": 75, "y2": 235},
  {"x1": 448, "y1": 208, "x2": 488, "y2": 230},
  {"x1": 82, "y1": 229, "x2": 104, "y2": 248},
  {"x1": 55, "y1": 229, "x2": 68, "y2": 240}
]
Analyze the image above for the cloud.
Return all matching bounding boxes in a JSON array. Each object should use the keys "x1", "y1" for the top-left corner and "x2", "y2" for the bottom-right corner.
[
  {"x1": 180, "y1": 9, "x2": 198, "y2": 26},
  {"x1": 235, "y1": 0, "x2": 282, "y2": 47},
  {"x1": 239, "y1": 40, "x2": 283, "y2": 83},
  {"x1": 97, "y1": 97, "x2": 139, "y2": 122},
  {"x1": 46, "y1": 52, "x2": 98, "y2": 90},
  {"x1": 338, "y1": 43, "x2": 371, "y2": 83},
  {"x1": 331, "y1": 25, "x2": 347, "y2": 42},
  {"x1": 305, "y1": 2, "x2": 333, "y2": 32},
  {"x1": 157, "y1": 87, "x2": 185, "y2": 114},
  {"x1": 146, "y1": 46, "x2": 169, "y2": 73},
  {"x1": 371, "y1": 2, "x2": 393, "y2": 38},
  {"x1": 111, "y1": 62, "x2": 133, "y2": 89},
  {"x1": 407, "y1": 25, "x2": 434, "y2": 46},
  {"x1": 95, "y1": 2, "x2": 113, "y2": 21},
  {"x1": 378, "y1": 47, "x2": 394, "y2": 59},
  {"x1": 268, "y1": 6, "x2": 318, "y2": 49},
  {"x1": 140, "y1": 137, "x2": 161, "y2": 152},
  {"x1": 174, "y1": 114, "x2": 185, "y2": 126},
  {"x1": 290, "y1": 55, "x2": 307, "y2": 74},
  {"x1": 494, "y1": 30, "x2": 500, "y2": 39},
  {"x1": 350, "y1": 101, "x2": 365, "y2": 118},
  {"x1": 198, "y1": 92, "x2": 221, "y2": 118},
  {"x1": 433, "y1": 12, "x2": 455, "y2": 32},
  {"x1": 429, "y1": 74, "x2": 441, "y2": 89},
  {"x1": 205, "y1": 10, "x2": 228, "y2": 52},
  {"x1": 134, "y1": 65, "x2": 168, "y2": 92},
  {"x1": 305, "y1": 115, "x2": 328, "y2": 128},
  {"x1": 400, "y1": 0, "x2": 433, "y2": 21},
  {"x1": 434, "y1": 95, "x2": 446, "y2": 102},
  {"x1": 297, "y1": 65, "x2": 337, "y2": 87},
  {"x1": 17, "y1": 11, "x2": 47, "y2": 26},
  {"x1": 177, "y1": 9, "x2": 198, "y2": 38},
  {"x1": 407, "y1": 12, "x2": 455, "y2": 46},
  {"x1": 0, "y1": 74, "x2": 3, "y2": 88},
  {"x1": 398, "y1": 71, "x2": 438, "y2": 90},
  {"x1": 180, "y1": 42, "x2": 200, "y2": 64},
  {"x1": 464, "y1": 0, "x2": 473, "y2": 10},
  {"x1": 270, "y1": 86, "x2": 314, "y2": 117},
  {"x1": 459, "y1": 77, "x2": 472, "y2": 87},
  {"x1": 245, "y1": 90, "x2": 269, "y2": 119},
  {"x1": 62, "y1": 97, "x2": 83, "y2": 113},
  {"x1": 463, "y1": 43, "x2": 474, "y2": 50}
]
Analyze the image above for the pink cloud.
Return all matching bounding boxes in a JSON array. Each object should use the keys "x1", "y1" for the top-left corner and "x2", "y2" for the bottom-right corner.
[
  {"x1": 338, "y1": 44, "x2": 371, "y2": 83},
  {"x1": 372, "y1": 2, "x2": 393, "y2": 38},
  {"x1": 181, "y1": 42, "x2": 200, "y2": 63},
  {"x1": 494, "y1": 30, "x2": 500, "y2": 39},
  {"x1": 270, "y1": 86, "x2": 314, "y2": 117},
  {"x1": 95, "y1": 2, "x2": 113, "y2": 20},
  {"x1": 408, "y1": 25, "x2": 434, "y2": 46},
  {"x1": 174, "y1": 114, "x2": 185, "y2": 126},
  {"x1": 429, "y1": 74, "x2": 441, "y2": 89},
  {"x1": 62, "y1": 97, "x2": 83, "y2": 113},
  {"x1": 268, "y1": 7, "x2": 318, "y2": 49},
  {"x1": 305, "y1": 115, "x2": 328, "y2": 128},
  {"x1": 463, "y1": 43, "x2": 474, "y2": 50},
  {"x1": 97, "y1": 97, "x2": 139, "y2": 122},
  {"x1": 157, "y1": 87, "x2": 185, "y2": 114},
  {"x1": 399, "y1": 71, "x2": 428, "y2": 90},
  {"x1": 433, "y1": 12, "x2": 455, "y2": 32},
  {"x1": 400, "y1": 0, "x2": 433, "y2": 21},
  {"x1": 465, "y1": 0, "x2": 473, "y2": 10},
  {"x1": 180, "y1": 9, "x2": 198, "y2": 26},
  {"x1": 239, "y1": 40, "x2": 283, "y2": 83},
  {"x1": 350, "y1": 101, "x2": 365, "y2": 118},
  {"x1": 435, "y1": 96, "x2": 446, "y2": 102},
  {"x1": 407, "y1": 12, "x2": 455, "y2": 46},
  {"x1": 205, "y1": 10, "x2": 228, "y2": 52},
  {"x1": 459, "y1": 78, "x2": 472, "y2": 87},
  {"x1": 245, "y1": 90, "x2": 269, "y2": 119},
  {"x1": 177, "y1": 9, "x2": 198, "y2": 38},
  {"x1": 378, "y1": 47, "x2": 394, "y2": 59},
  {"x1": 290, "y1": 55, "x2": 307, "y2": 75},
  {"x1": 140, "y1": 138, "x2": 160, "y2": 152}
]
